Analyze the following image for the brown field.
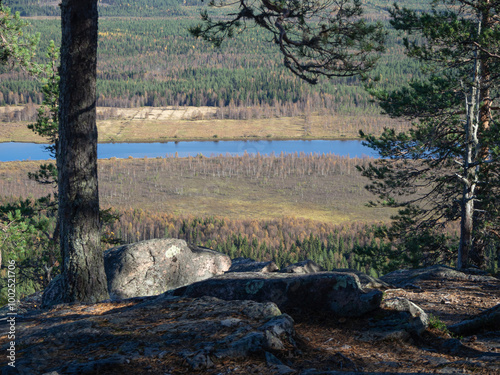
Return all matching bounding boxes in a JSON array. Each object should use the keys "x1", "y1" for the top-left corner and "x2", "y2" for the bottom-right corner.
[
  {"x1": 0, "y1": 154, "x2": 395, "y2": 224},
  {"x1": 0, "y1": 105, "x2": 402, "y2": 225},
  {"x1": 0, "y1": 105, "x2": 409, "y2": 143}
]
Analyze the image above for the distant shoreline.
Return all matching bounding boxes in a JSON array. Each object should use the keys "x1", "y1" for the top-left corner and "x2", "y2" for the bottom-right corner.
[
  {"x1": 0, "y1": 136, "x2": 361, "y2": 144},
  {"x1": 0, "y1": 106, "x2": 408, "y2": 144}
]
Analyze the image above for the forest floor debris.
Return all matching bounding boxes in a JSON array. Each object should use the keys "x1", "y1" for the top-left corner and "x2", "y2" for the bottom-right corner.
[{"x1": 1, "y1": 268, "x2": 499, "y2": 374}]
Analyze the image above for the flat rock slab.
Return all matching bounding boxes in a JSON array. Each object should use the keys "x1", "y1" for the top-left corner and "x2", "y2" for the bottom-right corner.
[
  {"x1": 168, "y1": 271, "x2": 383, "y2": 317},
  {"x1": 279, "y1": 259, "x2": 325, "y2": 274},
  {"x1": 380, "y1": 265, "x2": 496, "y2": 288}
]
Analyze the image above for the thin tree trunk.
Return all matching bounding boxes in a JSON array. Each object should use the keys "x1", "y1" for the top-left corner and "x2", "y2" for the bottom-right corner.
[
  {"x1": 457, "y1": 87, "x2": 479, "y2": 269},
  {"x1": 458, "y1": 182, "x2": 475, "y2": 269},
  {"x1": 471, "y1": 2, "x2": 493, "y2": 269},
  {"x1": 56, "y1": 0, "x2": 109, "y2": 303},
  {"x1": 458, "y1": 18, "x2": 482, "y2": 270}
]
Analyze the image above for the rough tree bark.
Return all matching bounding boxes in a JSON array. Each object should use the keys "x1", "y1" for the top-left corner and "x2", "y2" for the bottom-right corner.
[{"x1": 55, "y1": 0, "x2": 109, "y2": 304}]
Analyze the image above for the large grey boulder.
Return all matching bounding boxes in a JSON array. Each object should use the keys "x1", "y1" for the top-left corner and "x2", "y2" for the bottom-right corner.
[
  {"x1": 168, "y1": 271, "x2": 383, "y2": 317},
  {"x1": 104, "y1": 238, "x2": 231, "y2": 299}
]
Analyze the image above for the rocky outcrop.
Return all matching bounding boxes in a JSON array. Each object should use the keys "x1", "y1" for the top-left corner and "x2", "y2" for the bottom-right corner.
[
  {"x1": 330, "y1": 268, "x2": 393, "y2": 289},
  {"x1": 4, "y1": 296, "x2": 297, "y2": 374},
  {"x1": 227, "y1": 257, "x2": 279, "y2": 273},
  {"x1": 358, "y1": 297, "x2": 429, "y2": 342},
  {"x1": 380, "y1": 265, "x2": 497, "y2": 288},
  {"x1": 104, "y1": 238, "x2": 231, "y2": 299},
  {"x1": 448, "y1": 303, "x2": 500, "y2": 336},
  {"x1": 279, "y1": 259, "x2": 325, "y2": 274},
  {"x1": 168, "y1": 271, "x2": 383, "y2": 317},
  {"x1": 381, "y1": 297, "x2": 429, "y2": 335},
  {"x1": 41, "y1": 275, "x2": 65, "y2": 308},
  {"x1": 4, "y1": 263, "x2": 499, "y2": 374}
]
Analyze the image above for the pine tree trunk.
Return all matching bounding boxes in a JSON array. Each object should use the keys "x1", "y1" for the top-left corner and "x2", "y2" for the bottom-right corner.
[{"x1": 56, "y1": 0, "x2": 109, "y2": 303}]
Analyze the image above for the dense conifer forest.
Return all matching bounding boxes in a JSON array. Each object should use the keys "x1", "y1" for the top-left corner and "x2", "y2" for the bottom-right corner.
[{"x1": 0, "y1": 0, "x2": 424, "y2": 118}]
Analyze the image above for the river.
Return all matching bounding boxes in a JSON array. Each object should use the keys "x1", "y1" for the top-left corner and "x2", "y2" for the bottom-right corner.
[{"x1": 0, "y1": 140, "x2": 377, "y2": 162}]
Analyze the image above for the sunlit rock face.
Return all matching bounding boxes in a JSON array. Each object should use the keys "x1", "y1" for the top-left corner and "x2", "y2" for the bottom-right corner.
[{"x1": 104, "y1": 238, "x2": 231, "y2": 299}]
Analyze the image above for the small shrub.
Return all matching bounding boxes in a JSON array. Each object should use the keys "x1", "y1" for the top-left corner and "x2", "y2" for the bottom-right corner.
[{"x1": 428, "y1": 314, "x2": 451, "y2": 336}]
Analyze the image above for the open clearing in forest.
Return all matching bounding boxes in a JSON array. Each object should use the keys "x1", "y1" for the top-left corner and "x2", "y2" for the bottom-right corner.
[
  {"x1": 0, "y1": 155, "x2": 396, "y2": 223},
  {"x1": 0, "y1": 105, "x2": 409, "y2": 143}
]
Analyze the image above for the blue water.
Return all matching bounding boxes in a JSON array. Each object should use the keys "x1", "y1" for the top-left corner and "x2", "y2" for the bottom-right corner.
[{"x1": 0, "y1": 140, "x2": 376, "y2": 162}]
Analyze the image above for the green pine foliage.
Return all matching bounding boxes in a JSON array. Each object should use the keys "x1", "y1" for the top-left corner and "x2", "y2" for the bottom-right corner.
[
  {"x1": 0, "y1": 0, "x2": 59, "y2": 305},
  {"x1": 360, "y1": 0, "x2": 500, "y2": 269},
  {"x1": 189, "y1": 0, "x2": 386, "y2": 84},
  {"x1": 0, "y1": 2, "x2": 39, "y2": 70},
  {"x1": 27, "y1": 41, "x2": 58, "y2": 185},
  {"x1": 0, "y1": 198, "x2": 59, "y2": 305}
]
